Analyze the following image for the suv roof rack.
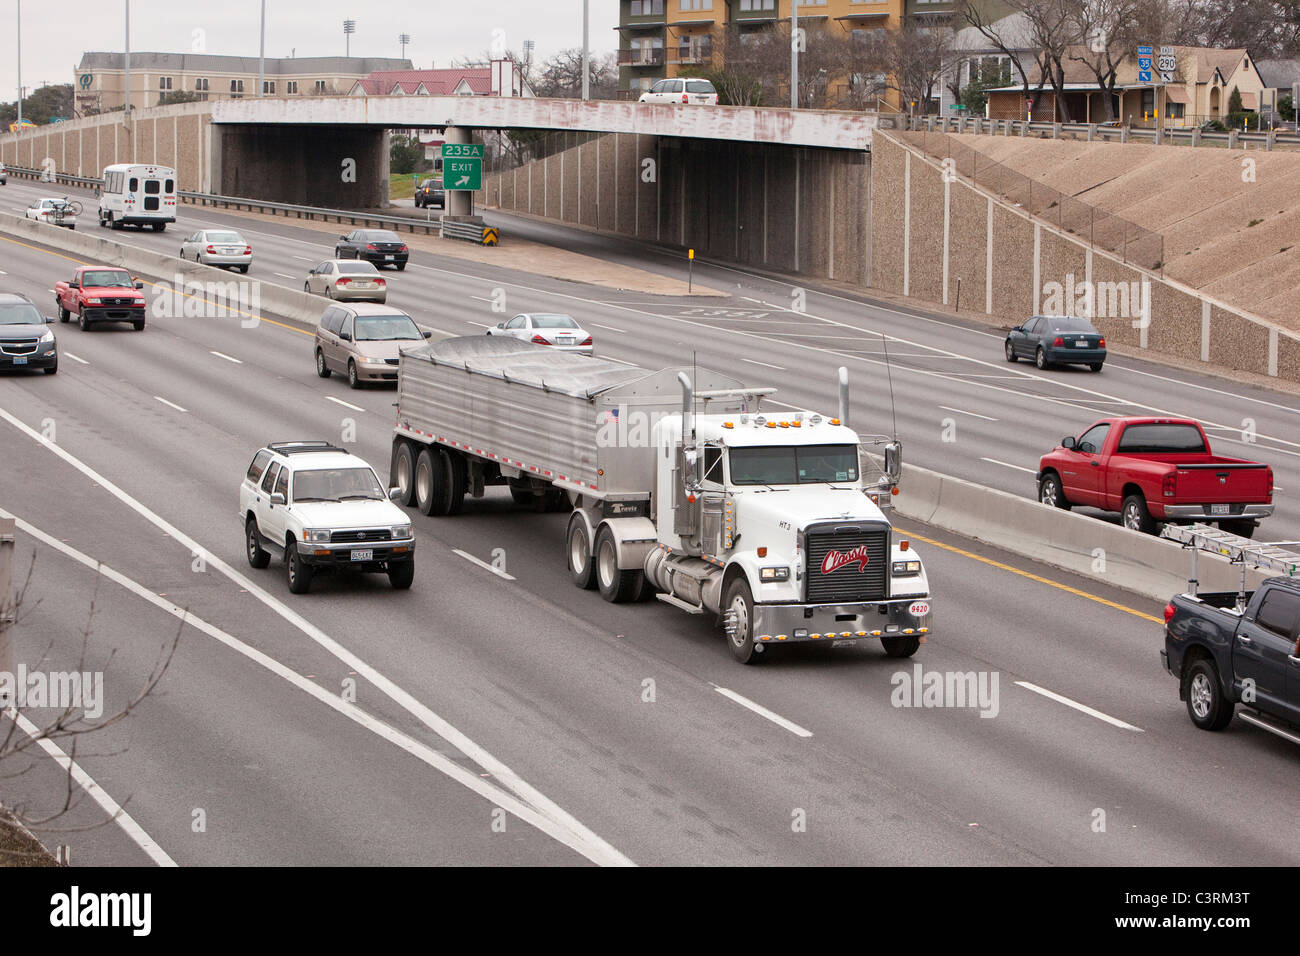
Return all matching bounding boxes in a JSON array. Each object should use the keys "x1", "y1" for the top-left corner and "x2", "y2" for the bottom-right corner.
[{"x1": 267, "y1": 441, "x2": 347, "y2": 456}]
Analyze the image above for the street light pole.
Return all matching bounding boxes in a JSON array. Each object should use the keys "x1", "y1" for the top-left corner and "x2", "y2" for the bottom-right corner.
[
  {"x1": 15, "y1": 0, "x2": 21, "y2": 130},
  {"x1": 344, "y1": 19, "x2": 356, "y2": 58},
  {"x1": 581, "y1": 0, "x2": 590, "y2": 101},
  {"x1": 257, "y1": 0, "x2": 266, "y2": 97},
  {"x1": 791, "y1": 0, "x2": 799, "y2": 109}
]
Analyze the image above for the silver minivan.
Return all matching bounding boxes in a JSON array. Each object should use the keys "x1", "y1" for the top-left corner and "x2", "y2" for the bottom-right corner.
[
  {"x1": 314, "y1": 303, "x2": 431, "y2": 388},
  {"x1": 639, "y1": 77, "x2": 718, "y2": 105}
]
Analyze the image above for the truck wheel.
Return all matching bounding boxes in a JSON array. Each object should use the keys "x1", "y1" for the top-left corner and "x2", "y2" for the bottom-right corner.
[
  {"x1": 57, "y1": 303, "x2": 69, "y2": 322},
  {"x1": 246, "y1": 517, "x2": 270, "y2": 569},
  {"x1": 1038, "y1": 473, "x2": 1070, "y2": 510},
  {"x1": 316, "y1": 348, "x2": 332, "y2": 379},
  {"x1": 391, "y1": 441, "x2": 416, "y2": 506},
  {"x1": 133, "y1": 320, "x2": 145, "y2": 331},
  {"x1": 438, "y1": 448, "x2": 467, "y2": 515},
  {"x1": 388, "y1": 560, "x2": 414, "y2": 590},
  {"x1": 723, "y1": 578, "x2": 761, "y2": 664},
  {"x1": 595, "y1": 525, "x2": 642, "y2": 603},
  {"x1": 414, "y1": 448, "x2": 442, "y2": 516},
  {"x1": 882, "y1": 635, "x2": 921, "y2": 658},
  {"x1": 286, "y1": 539, "x2": 313, "y2": 594},
  {"x1": 1121, "y1": 494, "x2": 1156, "y2": 534},
  {"x1": 1184, "y1": 658, "x2": 1234, "y2": 731},
  {"x1": 567, "y1": 517, "x2": 597, "y2": 590}
]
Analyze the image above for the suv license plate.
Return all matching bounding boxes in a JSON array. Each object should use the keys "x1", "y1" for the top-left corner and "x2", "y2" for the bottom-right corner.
[
  {"x1": 351, "y1": 549, "x2": 374, "y2": 561},
  {"x1": 12, "y1": 356, "x2": 27, "y2": 365},
  {"x1": 1211, "y1": 504, "x2": 1230, "y2": 516}
]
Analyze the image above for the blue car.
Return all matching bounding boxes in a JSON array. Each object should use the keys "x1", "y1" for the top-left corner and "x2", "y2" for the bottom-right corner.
[{"x1": 1005, "y1": 315, "x2": 1106, "y2": 371}]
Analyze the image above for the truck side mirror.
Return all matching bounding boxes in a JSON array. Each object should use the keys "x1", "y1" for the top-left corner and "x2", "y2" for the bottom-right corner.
[
  {"x1": 883, "y1": 441, "x2": 902, "y2": 483},
  {"x1": 45, "y1": 316, "x2": 55, "y2": 323},
  {"x1": 269, "y1": 492, "x2": 286, "y2": 506},
  {"x1": 388, "y1": 487, "x2": 403, "y2": 500},
  {"x1": 134, "y1": 280, "x2": 144, "y2": 289},
  {"x1": 1062, "y1": 436, "x2": 1077, "y2": 450}
]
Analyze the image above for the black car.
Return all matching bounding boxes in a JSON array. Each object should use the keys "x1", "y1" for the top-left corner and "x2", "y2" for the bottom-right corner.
[
  {"x1": 1005, "y1": 314, "x2": 1106, "y2": 371},
  {"x1": 0, "y1": 293, "x2": 58, "y2": 374},
  {"x1": 414, "y1": 178, "x2": 444, "y2": 209},
  {"x1": 334, "y1": 230, "x2": 409, "y2": 271}
]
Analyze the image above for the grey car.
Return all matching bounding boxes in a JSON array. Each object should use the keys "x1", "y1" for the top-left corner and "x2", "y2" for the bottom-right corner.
[
  {"x1": 179, "y1": 230, "x2": 253, "y2": 272},
  {"x1": 304, "y1": 260, "x2": 388, "y2": 302},
  {"x1": 1005, "y1": 314, "x2": 1106, "y2": 371},
  {"x1": 0, "y1": 293, "x2": 58, "y2": 374}
]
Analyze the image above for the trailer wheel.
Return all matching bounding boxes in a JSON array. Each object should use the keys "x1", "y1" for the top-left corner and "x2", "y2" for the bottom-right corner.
[
  {"x1": 414, "y1": 448, "x2": 441, "y2": 516},
  {"x1": 595, "y1": 525, "x2": 642, "y2": 603},
  {"x1": 1184, "y1": 658, "x2": 1234, "y2": 731},
  {"x1": 391, "y1": 441, "x2": 416, "y2": 507},
  {"x1": 567, "y1": 517, "x2": 597, "y2": 590},
  {"x1": 723, "y1": 578, "x2": 761, "y2": 664},
  {"x1": 438, "y1": 448, "x2": 467, "y2": 516}
]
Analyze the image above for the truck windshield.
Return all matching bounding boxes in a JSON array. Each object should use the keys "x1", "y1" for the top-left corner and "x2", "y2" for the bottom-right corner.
[
  {"x1": 729, "y1": 445, "x2": 859, "y2": 485},
  {"x1": 293, "y1": 468, "x2": 385, "y2": 502},
  {"x1": 1117, "y1": 424, "x2": 1206, "y2": 454},
  {"x1": 81, "y1": 271, "x2": 133, "y2": 287}
]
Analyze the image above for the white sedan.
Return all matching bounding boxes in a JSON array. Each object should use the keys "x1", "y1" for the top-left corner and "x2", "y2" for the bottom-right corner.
[
  {"x1": 25, "y1": 197, "x2": 77, "y2": 228},
  {"x1": 487, "y1": 313, "x2": 594, "y2": 354},
  {"x1": 179, "y1": 230, "x2": 253, "y2": 272}
]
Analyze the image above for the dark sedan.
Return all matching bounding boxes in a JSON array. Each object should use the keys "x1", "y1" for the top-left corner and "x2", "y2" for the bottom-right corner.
[
  {"x1": 414, "y1": 178, "x2": 444, "y2": 209},
  {"x1": 1005, "y1": 315, "x2": 1106, "y2": 371},
  {"x1": 0, "y1": 293, "x2": 58, "y2": 374},
  {"x1": 334, "y1": 230, "x2": 409, "y2": 271}
]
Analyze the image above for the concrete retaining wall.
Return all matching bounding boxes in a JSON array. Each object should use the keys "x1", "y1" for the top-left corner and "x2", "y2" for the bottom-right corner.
[{"x1": 871, "y1": 130, "x2": 1300, "y2": 385}]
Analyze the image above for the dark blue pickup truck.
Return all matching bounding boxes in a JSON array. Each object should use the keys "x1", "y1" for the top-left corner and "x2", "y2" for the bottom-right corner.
[{"x1": 1163, "y1": 577, "x2": 1300, "y2": 735}]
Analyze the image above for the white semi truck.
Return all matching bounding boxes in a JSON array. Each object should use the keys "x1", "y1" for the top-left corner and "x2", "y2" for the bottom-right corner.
[{"x1": 390, "y1": 337, "x2": 933, "y2": 663}]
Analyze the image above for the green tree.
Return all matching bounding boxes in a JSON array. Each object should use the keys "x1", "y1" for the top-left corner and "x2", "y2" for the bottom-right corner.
[
  {"x1": 158, "y1": 90, "x2": 205, "y2": 106},
  {"x1": 389, "y1": 134, "x2": 423, "y2": 175},
  {"x1": 0, "y1": 83, "x2": 74, "y2": 127},
  {"x1": 1228, "y1": 86, "x2": 1243, "y2": 114}
]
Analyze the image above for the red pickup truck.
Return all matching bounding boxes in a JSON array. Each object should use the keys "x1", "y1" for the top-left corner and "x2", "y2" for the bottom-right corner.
[
  {"x1": 1037, "y1": 417, "x2": 1274, "y2": 537},
  {"x1": 54, "y1": 266, "x2": 147, "y2": 332}
]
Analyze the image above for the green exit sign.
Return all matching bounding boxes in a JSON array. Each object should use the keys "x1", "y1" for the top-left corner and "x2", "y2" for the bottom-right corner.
[{"x1": 444, "y1": 158, "x2": 482, "y2": 190}]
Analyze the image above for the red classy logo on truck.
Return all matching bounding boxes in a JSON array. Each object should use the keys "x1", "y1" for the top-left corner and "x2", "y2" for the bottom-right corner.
[{"x1": 821, "y1": 546, "x2": 872, "y2": 574}]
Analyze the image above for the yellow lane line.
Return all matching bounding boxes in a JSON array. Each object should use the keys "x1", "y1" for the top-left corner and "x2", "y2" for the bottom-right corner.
[
  {"x1": 897, "y1": 527, "x2": 1165, "y2": 624},
  {"x1": 0, "y1": 233, "x2": 314, "y2": 338}
]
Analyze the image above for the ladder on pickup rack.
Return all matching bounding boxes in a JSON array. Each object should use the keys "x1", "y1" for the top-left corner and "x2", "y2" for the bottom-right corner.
[{"x1": 1161, "y1": 523, "x2": 1300, "y2": 605}]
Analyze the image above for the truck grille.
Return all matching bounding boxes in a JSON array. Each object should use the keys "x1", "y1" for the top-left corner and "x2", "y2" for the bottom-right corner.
[
  {"x1": 331, "y1": 528, "x2": 393, "y2": 544},
  {"x1": 804, "y1": 521, "x2": 889, "y2": 604}
]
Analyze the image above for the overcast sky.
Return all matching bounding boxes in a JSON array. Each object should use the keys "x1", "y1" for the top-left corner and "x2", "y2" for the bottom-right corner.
[{"x1": 3, "y1": 0, "x2": 619, "y2": 97}]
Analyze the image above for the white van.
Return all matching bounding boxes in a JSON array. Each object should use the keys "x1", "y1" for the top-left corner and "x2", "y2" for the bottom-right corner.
[{"x1": 98, "y1": 164, "x2": 177, "y2": 231}]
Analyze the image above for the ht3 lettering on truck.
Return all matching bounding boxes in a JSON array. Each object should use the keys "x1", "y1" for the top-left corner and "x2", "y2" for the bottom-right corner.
[{"x1": 389, "y1": 337, "x2": 933, "y2": 664}]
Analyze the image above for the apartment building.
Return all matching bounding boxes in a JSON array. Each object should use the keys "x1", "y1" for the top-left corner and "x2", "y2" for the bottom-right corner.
[{"x1": 73, "y1": 52, "x2": 413, "y2": 114}]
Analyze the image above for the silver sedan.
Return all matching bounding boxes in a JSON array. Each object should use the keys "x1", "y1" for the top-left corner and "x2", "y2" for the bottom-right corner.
[
  {"x1": 179, "y1": 230, "x2": 253, "y2": 272},
  {"x1": 304, "y1": 260, "x2": 389, "y2": 302}
]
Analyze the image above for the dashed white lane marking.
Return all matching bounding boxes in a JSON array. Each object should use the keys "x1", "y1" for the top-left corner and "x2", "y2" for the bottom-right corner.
[
  {"x1": 588, "y1": 323, "x2": 626, "y2": 334},
  {"x1": 940, "y1": 405, "x2": 998, "y2": 422},
  {"x1": 1014, "y1": 681, "x2": 1143, "y2": 732},
  {"x1": 63, "y1": 352, "x2": 89, "y2": 365},
  {"x1": 0, "y1": 410, "x2": 633, "y2": 867},
  {"x1": 742, "y1": 358, "x2": 785, "y2": 370},
  {"x1": 453, "y1": 548, "x2": 516, "y2": 581},
  {"x1": 325, "y1": 396, "x2": 365, "y2": 412},
  {"x1": 210, "y1": 350, "x2": 242, "y2": 364},
  {"x1": 466, "y1": 321, "x2": 493, "y2": 328},
  {"x1": 981, "y1": 457, "x2": 1036, "y2": 474},
  {"x1": 153, "y1": 396, "x2": 187, "y2": 413},
  {"x1": 292, "y1": 255, "x2": 316, "y2": 261},
  {"x1": 6, "y1": 706, "x2": 178, "y2": 867},
  {"x1": 1, "y1": 509, "x2": 619, "y2": 866},
  {"x1": 712, "y1": 686, "x2": 814, "y2": 738},
  {"x1": 273, "y1": 273, "x2": 296, "y2": 280},
  {"x1": 469, "y1": 295, "x2": 492, "y2": 303}
]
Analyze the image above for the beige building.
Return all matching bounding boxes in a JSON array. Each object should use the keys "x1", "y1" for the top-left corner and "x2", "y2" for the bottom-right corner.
[{"x1": 73, "y1": 52, "x2": 413, "y2": 114}]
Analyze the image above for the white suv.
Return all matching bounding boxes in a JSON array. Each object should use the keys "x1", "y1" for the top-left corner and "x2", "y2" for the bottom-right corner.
[
  {"x1": 240, "y1": 441, "x2": 416, "y2": 593},
  {"x1": 638, "y1": 78, "x2": 718, "y2": 105}
]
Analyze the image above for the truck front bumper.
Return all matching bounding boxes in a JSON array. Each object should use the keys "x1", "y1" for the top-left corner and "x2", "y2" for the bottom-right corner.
[
  {"x1": 1161, "y1": 503, "x2": 1274, "y2": 521},
  {"x1": 296, "y1": 538, "x2": 415, "y2": 569},
  {"x1": 751, "y1": 597, "x2": 933, "y2": 644}
]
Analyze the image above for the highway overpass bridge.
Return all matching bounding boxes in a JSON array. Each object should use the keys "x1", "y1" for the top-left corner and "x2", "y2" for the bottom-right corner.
[{"x1": 0, "y1": 96, "x2": 881, "y2": 281}]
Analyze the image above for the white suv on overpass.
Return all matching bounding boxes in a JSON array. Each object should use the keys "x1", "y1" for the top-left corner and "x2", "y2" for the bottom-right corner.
[{"x1": 240, "y1": 441, "x2": 415, "y2": 593}]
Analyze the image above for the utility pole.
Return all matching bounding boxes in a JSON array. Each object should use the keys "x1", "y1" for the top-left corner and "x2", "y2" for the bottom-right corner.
[
  {"x1": 581, "y1": 0, "x2": 590, "y2": 101},
  {"x1": 257, "y1": 0, "x2": 266, "y2": 97},
  {"x1": 15, "y1": 0, "x2": 21, "y2": 130},
  {"x1": 791, "y1": 0, "x2": 799, "y2": 109},
  {"x1": 124, "y1": 0, "x2": 131, "y2": 114}
]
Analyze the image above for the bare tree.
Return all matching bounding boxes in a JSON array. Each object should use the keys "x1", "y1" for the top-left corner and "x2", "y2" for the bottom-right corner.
[
  {"x1": 882, "y1": 17, "x2": 959, "y2": 114},
  {"x1": 1017, "y1": 0, "x2": 1084, "y2": 122},
  {"x1": 1067, "y1": 0, "x2": 1146, "y2": 121},
  {"x1": 961, "y1": 2, "x2": 1046, "y2": 116},
  {"x1": 532, "y1": 48, "x2": 619, "y2": 100}
]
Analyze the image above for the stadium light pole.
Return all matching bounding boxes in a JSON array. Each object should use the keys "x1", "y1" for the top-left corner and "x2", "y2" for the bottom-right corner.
[
  {"x1": 581, "y1": 0, "x2": 590, "y2": 101},
  {"x1": 258, "y1": 0, "x2": 266, "y2": 97},
  {"x1": 124, "y1": 0, "x2": 131, "y2": 114},
  {"x1": 344, "y1": 19, "x2": 356, "y2": 58},
  {"x1": 15, "y1": 0, "x2": 21, "y2": 129}
]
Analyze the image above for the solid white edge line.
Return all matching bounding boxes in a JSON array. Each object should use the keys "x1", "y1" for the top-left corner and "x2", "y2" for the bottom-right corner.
[
  {"x1": 741, "y1": 358, "x2": 785, "y2": 370},
  {"x1": 980, "y1": 457, "x2": 1037, "y2": 474},
  {"x1": 0, "y1": 406, "x2": 632, "y2": 868},
  {"x1": 940, "y1": 405, "x2": 998, "y2": 422},
  {"x1": 6, "y1": 707, "x2": 178, "y2": 867},
  {"x1": 62, "y1": 352, "x2": 89, "y2": 365},
  {"x1": 325, "y1": 396, "x2": 365, "y2": 412},
  {"x1": 0, "y1": 510, "x2": 618, "y2": 866},
  {"x1": 452, "y1": 548, "x2": 517, "y2": 581},
  {"x1": 210, "y1": 350, "x2": 242, "y2": 364},
  {"x1": 712, "y1": 686, "x2": 813, "y2": 738},
  {"x1": 153, "y1": 396, "x2": 187, "y2": 413},
  {"x1": 1014, "y1": 680, "x2": 1143, "y2": 732}
]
